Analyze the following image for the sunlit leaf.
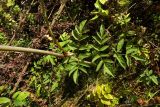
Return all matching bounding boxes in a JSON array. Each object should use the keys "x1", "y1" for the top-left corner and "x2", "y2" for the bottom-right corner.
[
  {"x1": 101, "y1": 9, "x2": 109, "y2": 16},
  {"x1": 101, "y1": 85, "x2": 105, "y2": 95},
  {"x1": 7, "y1": 0, "x2": 15, "y2": 7},
  {"x1": 104, "y1": 94, "x2": 114, "y2": 99},
  {"x1": 112, "y1": 98, "x2": 119, "y2": 105},
  {"x1": 101, "y1": 99, "x2": 111, "y2": 105},
  {"x1": 96, "y1": 85, "x2": 102, "y2": 97},
  {"x1": 0, "y1": 97, "x2": 11, "y2": 104},
  {"x1": 13, "y1": 100, "x2": 26, "y2": 106},
  {"x1": 104, "y1": 84, "x2": 111, "y2": 93},
  {"x1": 94, "y1": 0, "x2": 102, "y2": 10},
  {"x1": 12, "y1": 91, "x2": 21, "y2": 99},
  {"x1": 16, "y1": 91, "x2": 30, "y2": 101},
  {"x1": 99, "y1": 0, "x2": 107, "y2": 4}
]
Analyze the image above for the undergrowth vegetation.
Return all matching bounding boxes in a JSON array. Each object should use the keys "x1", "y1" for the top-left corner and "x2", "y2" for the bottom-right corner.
[{"x1": 0, "y1": 0, "x2": 160, "y2": 106}]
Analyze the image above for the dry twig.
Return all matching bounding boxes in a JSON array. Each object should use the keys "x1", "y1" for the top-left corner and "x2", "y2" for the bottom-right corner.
[
  {"x1": 9, "y1": 62, "x2": 29, "y2": 95},
  {"x1": 0, "y1": 45, "x2": 74, "y2": 58}
]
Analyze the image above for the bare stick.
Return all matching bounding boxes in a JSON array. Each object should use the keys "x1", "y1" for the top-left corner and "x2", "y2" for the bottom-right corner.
[
  {"x1": 9, "y1": 62, "x2": 29, "y2": 95},
  {"x1": 0, "y1": 45, "x2": 73, "y2": 58},
  {"x1": 40, "y1": 0, "x2": 65, "y2": 52},
  {"x1": 50, "y1": 0, "x2": 68, "y2": 27}
]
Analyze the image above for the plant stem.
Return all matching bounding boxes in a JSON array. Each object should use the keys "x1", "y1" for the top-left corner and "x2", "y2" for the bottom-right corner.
[
  {"x1": 0, "y1": 45, "x2": 72, "y2": 58},
  {"x1": 39, "y1": 0, "x2": 65, "y2": 52}
]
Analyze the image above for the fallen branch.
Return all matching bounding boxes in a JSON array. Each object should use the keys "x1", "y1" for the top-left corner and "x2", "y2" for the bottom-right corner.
[
  {"x1": 50, "y1": 0, "x2": 68, "y2": 28},
  {"x1": 0, "y1": 45, "x2": 73, "y2": 58},
  {"x1": 9, "y1": 62, "x2": 29, "y2": 95},
  {"x1": 39, "y1": 0, "x2": 65, "y2": 52}
]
